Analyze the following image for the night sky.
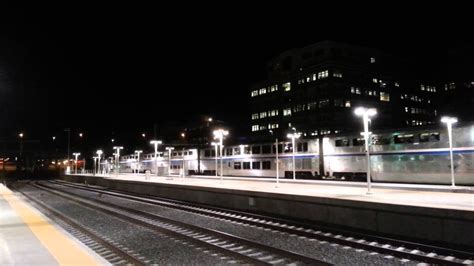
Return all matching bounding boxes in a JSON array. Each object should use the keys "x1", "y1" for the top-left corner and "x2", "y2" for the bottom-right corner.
[{"x1": 1, "y1": 4, "x2": 473, "y2": 146}]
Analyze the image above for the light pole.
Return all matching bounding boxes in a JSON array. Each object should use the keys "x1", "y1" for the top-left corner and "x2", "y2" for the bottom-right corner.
[
  {"x1": 211, "y1": 142, "x2": 218, "y2": 177},
  {"x1": 441, "y1": 116, "x2": 458, "y2": 187},
  {"x1": 213, "y1": 129, "x2": 229, "y2": 183},
  {"x1": 18, "y1": 133, "x2": 24, "y2": 157},
  {"x1": 96, "y1": 150, "x2": 103, "y2": 175},
  {"x1": 287, "y1": 132, "x2": 301, "y2": 180},
  {"x1": 113, "y1": 146, "x2": 123, "y2": 175},
  {"x1": 269, "y1": 130, "x2": 279, "y2": 187},
  {"x1": 354, "y1": 107, "x2": 377, "y2": 195},
  {"x1": 165, "y1": 147, "x2": 174, "y2": 179},
  {"x1": 72, "y1": 153, "x2": 80, "y2": 174},
  {"x1": 92, "y1": 156, "x2": 98, "y2": 176},
  {"x1": 150, "y1": 140, "x2": 162, "y2": 176},
  {"x1": 134, "y1": 150, "x2": 143, "y2": 174}
]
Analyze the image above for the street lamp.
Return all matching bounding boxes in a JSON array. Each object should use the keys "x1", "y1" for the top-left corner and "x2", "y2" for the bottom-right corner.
[
  {"x1": 287, "y1": 132, "x2": 301, "y2": 180},
  {"x1": 134, "y1": 150, "x2": 143, "y2": 174},
  {"x1": 211, "y1": 142, "x2": 218, "y2": 177},
  {"x1": 72, "y1": 153, "x2": 80, "y2": 174},
  {"x1": 92, "y1": 156, "x2": 98, "y2": 176},
  {"x1": 269, "y1": 130, "x2": 279, "y2": 187},
  {"x1": 165, "y1": 147, "x2": 174, "y2": 179},
  {"x1": 150, "y1": 140, "x2": 162, "y2": 176},
  {"x1": 213, "y1": 129, "x2": 229, "y2": 183},
  {"x1": 96, "y1": 150, "x2": 103, "y2": 175},
  {"x1": 354, "y1": 107, "x2": 377, "y2": 194},
  {"x1": 113, "y1": 146, "x2": 123, "y2": 175},
  {"x1": 18, "y1": 132, "x2": 24, "y2": 157},
  {"x1": 441, "y1": 116, "x2": 458, "y2": 187}
]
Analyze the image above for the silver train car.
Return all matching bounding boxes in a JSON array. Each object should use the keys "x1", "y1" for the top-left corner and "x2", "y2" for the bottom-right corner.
[{"x1": 119, "y1": 124, "x2": 474, "y2": 185}]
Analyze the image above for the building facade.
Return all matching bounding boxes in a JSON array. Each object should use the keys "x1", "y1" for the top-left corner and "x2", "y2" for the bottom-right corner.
[{"x1": 249, "y1": 41, "x2": 441, "y2": 139}]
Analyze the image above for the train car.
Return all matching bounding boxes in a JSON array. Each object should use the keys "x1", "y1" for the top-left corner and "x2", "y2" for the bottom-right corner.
[{"x1": 119, "y1": 124, "x2": 474, "y2": 185}]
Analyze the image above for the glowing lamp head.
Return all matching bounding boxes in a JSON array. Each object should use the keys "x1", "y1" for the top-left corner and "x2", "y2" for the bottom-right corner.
[
  {"x1": 211, "y1": 142, "x2": 218, "y2": 147},
  {"x1": 19, "y1": 133, "x2": 24, "y2": 138},
  {"x1": 354, "y1": 107, "x2": 377, "y2": 117},
  {"x1": 441, "y1": 116, "x2": 458, "y2": 124},
  {"x1": 79, "y1": 133, "x2": 83, "y2": 138},
  {"x1": 96, "y1": 150, "x2": 103, "y2": 156},
  {"x1": 286, "y1": 132, "x2": 301, "y2": 139},
  {"x1": 213, "y1": 129, "x2": 229, "y2": 139},
  {"x1": 150, "y1": 140, "x2": 162, "y2": 145}
]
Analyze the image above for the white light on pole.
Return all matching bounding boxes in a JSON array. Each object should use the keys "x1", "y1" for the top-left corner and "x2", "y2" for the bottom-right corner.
[
  {"x1": 354, "y1": 107, "x2": 377, "y2": 195},
  {"x1": 92, "y1": 156, "x2": 98, "y2": 176},
  {"x1": 286, "y1": 132, "x2": 301, "y2": 180},
  {"x1": 96, "y1": 150, "x2": 103, "y2": 175},
  {"x1": 441, "y1": 116, "x2": 458, "y2": 187},
  {"x1": 134, "y1": 150, "x2": 143, "y2": 174},
  {"x1": 270, "y1": 130, "x2": 279, "y2": 188},
  {"x1": 213, "y1": 129, "x2": 229, "y2": 183},
  {"x1": 72, "y1": 153, "x2": 80, "y2": 175},
  {"x1": 211, "y1": 142, "x2": 218, "y2": 177},
  {"x1": 165, "y1": 147, "x2": 174, "y2": 179},
  {"x1": 150, "y1": 140, "x2": 162, "y2": 176},
  {"x1": 113, "y1": 146, "x2": 123, "y2": 175}
]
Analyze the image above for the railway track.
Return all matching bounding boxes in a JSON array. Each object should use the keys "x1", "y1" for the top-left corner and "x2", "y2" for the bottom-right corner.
[
  {"x1": 12, "y1": 183, "x2": 148, "y2": 266},
  {"x1": 51, "y1": 179, "x2": 474, "y2": 265},
  {"x1": 30, "y1": 181, "x2": 330, "y2": 265}
]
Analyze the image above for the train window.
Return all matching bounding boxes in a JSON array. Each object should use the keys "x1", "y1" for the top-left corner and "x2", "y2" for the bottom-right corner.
[
  {"x1": 243, "y1": 162, "x2": 251, "y2": 169},
  {"x1": 394, "y1": 134, "x2": 415, "y2": 144},
  {"x1": 420, "y1": 132, "x2": 440, "y2": 142},
  {"x1": 226, "y1": 148, "x2": 233, "y2": 156},
  {"x1": 244, "y1": 146, "x2": 251, "y2": 154},
  {"x1": 252, "y1": 161, "x2": 261, "y2": 169},
  {"x1": 262, "y1": 145, "x2": 271, "y2": 154},
  {"x1": 262, "y1": 161, "x2": 271, "y2": 169},
  {"x1": 284, "y1": 143, "x2": 293, "y2": 153},
  {"x1": 204, "y1": 150, "x2": 210, "y2": 157},
  {"x1": 353, "y1": 138, "x2": 365, "y2": 146},
  {"x1": 234, "y1": 162, "x2": 241, "y2": 169},
  {"x1": 188, "y1": 151, "x2": 193, "y2": 155},
  {"x1": 251, "y1": 146, "x2": 261, "y2": 154},
  {"x1": 234, "y1": 147, "x2": 241, "y2": 155},
  {"x1": 372, "y1": 135, "x2": 391, "y2": 145},
  {"x1": 297, "y1": 142, "x2": 308, "y2": 152},
  {"x1": 272, "y1": 144, "x2": 283, "y2": 153},
  {"x1": 178, "y1": 152, "x2": 182, "y2": 156},
  {"x1": 335, "y1": 138, "x2": 350, "y2": 147}
]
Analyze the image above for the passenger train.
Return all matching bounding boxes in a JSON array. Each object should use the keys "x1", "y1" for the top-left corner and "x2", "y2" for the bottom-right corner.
[{"x1": 118, "y1": 124, "x2": 474, "y2": 185}]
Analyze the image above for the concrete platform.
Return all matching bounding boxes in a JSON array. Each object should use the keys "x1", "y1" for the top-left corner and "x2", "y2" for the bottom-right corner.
[
  {"x1": 0, "y1": 184, "x2": 107, "y2": 265},
  {"x1": 64, "y1": 173, "x2": 474, "y2": 251}
]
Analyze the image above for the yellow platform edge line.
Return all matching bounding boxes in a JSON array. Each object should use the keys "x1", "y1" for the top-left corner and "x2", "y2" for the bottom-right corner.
[{"x1": 0, "y1": 185, "x2": 100, "y2": 266}]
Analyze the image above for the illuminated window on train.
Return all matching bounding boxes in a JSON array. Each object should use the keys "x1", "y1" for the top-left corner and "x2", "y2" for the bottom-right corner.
[
  {"x1": 297, "y1": 142, "x2": 308, "y2": 152},
  {"x1": 353, "y1": 138, "x2": 365, "y2": 146},
  {"x1": 251, "y1": 146, "x2": 261, "y2": 154},
  {"x1": 261, "y1": 145, "x2": 271, "y2": 154},
  {"x1": 335, "y1": 139, "x2": 350, "y2": 147},
  {"x1": 371, "y1": 135, "x2": 391, "y2": 145},
  {"x1": 394, "y1": 134, "x2": 415, "y2": 144},
  {"x1": 419, "y1": 132, "x2": 440, "y2": 142},
  {"x1": 234, "y1": 162, "x2": 241, "y2": 169},
  {"x1": 243, "y1": 162, "x2": 251, "y2": 169},
  {"x1": 262, "y1": 161, "x2": 271, "y2": 169},
  {"x1": 233, "y1": 147, "x2": 241, "y2": 155},
  {"x1": 226, "y1": 148, "x2": 233, "y2": 156},
  {"x1": 252, "y1": 161, "x2": 261, "y2": 169}
]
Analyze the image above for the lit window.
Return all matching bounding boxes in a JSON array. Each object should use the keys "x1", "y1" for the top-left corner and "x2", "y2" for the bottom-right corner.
[
  {"x1": 356, "y1": 88, "x2": 361, "y2": 94},
  {"x1": 405, "y1": 107, "x2": 409, "y2": 113},
  {"x1": 345, "y1": 101, "x2": 351, "y2": 107},
  {"x1": 283, "y1": 108, "x2": 292, "y2": 116},
  {"x1": 306, "y1": 76, "x2": 311, "y2": 82},
  {"x1": 372, "y1": 78, "x2": 378, "y2": 83},
  {"x1": 395, "y1": 82, "x2": 399, "y2": 87},
  {"x1": 370, "y1": 57, "x2": 376, "y2": 63},
  {"x1": 259, "y1": 88, "x2": 267, "y2": 95},
  {"x1": 252, "y1": 125, "x2": 259, "y2": 132},
  {"x1": 259, "y1": 125, "x2": 267, "y2": 130},
  {"x1": 420, "y1": 85, "x2": 425, "y2": 91},
  {"x1": 312, "y1": 74, "x2": 317, "y2": 81},
  {"x1": 270, "y1": 84, "x2": 278, "y2": 92},
  {"x1": 251, "y1": 90, "x2": 259, "y2": 97},
  {"x1": 350, "y1": 87, "x2": 355, "y2": 94},
  {"x1": 318, "y1": 70, "x2": 329, "y2": 79},
  {"x1": 380, "y1": 92, "x2": 390, "y2": 102},
  {"x1": 333, "y1": 71, "x2": 342, "y2": 78},
  {"x1": 251, "y1": 113, "x2": 259, "y2": 120},
  {"x1": 259, "y1": 112, "x2": 267, "y2": 119},
  {"x1": 283, "y1": 82, "x2": 291, "y2": 91}
]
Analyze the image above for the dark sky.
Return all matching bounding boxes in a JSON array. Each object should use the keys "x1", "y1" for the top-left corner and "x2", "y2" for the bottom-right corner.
[{"x1": 1, "y1": 3, "x2": 473, "y2": 146}]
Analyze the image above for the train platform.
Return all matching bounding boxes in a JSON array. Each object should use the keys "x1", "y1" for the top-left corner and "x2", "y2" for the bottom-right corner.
[
  {"x1": 0, "y1": 184, "x2": 107, "y2": 265},
  {"x1": 78, "y1": 173, "x2": 474, "y2": 211}
]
